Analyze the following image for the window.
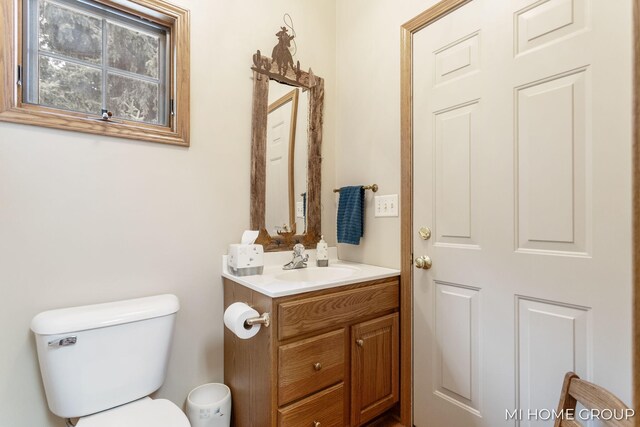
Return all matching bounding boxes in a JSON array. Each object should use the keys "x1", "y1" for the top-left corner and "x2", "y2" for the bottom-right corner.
[
  {"x1": 25, "y1": 0, "x2": 170, "y2": 125},
  {"x1": 0, "y1": 0, "x2": 190, "y2": 146}
]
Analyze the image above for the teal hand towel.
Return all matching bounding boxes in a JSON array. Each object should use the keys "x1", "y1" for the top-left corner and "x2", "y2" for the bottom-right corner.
[{"x1": 337, "y1": 186, "x2": 365, "y2": 245}]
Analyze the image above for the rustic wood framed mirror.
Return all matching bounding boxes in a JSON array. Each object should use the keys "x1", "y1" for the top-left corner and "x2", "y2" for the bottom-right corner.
[{"x1": 250, "y1": 49, "x2": 324, "y2": 251}]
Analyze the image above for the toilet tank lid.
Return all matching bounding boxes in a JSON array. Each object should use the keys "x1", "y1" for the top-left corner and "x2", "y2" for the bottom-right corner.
[{"x1": 31, "y1": 294, "x2": 180, "y2": 335}]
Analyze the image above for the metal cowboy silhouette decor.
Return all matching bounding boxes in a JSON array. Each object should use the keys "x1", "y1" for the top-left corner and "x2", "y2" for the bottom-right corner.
[{"x1": 272, "y1": 26, "x2": 295, "y2": 76}]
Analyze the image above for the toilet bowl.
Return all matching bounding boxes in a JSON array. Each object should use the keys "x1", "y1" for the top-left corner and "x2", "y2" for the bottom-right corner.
[
  {"x1": 76, "y1": 397, "x2": 189, "y2": 427},
  {"x1": 31, "y1": 294, "x2": 190, "y2": 426}
]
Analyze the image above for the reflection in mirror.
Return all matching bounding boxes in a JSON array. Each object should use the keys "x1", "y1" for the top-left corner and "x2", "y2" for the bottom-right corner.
[
  {"x1": 265, "y1": 81, "x2": 309, "y2": 236},
  {"x1": 293, "y1": 89, "x2": 309, "y2": 234}
]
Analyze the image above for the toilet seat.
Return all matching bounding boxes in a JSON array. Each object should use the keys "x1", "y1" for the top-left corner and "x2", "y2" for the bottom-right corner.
[{"x1": 76, "y1": 397, "x2": 190, "y2": 427}]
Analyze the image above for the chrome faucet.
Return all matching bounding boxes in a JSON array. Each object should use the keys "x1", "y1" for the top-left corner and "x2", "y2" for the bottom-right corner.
[{"x1": 283, "y1": 244, "x2": 309, "y2": 270}]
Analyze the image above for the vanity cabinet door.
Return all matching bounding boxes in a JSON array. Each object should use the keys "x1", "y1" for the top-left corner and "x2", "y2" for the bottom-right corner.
[{"x1": 351, "y1": 313, "x2": 399, "y2": 426}]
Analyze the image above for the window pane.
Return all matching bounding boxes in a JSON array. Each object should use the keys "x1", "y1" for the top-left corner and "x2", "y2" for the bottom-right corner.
[
  {"x1": 108, "y1": 74, "x2": 160, "y2": 124},
  {"x1": 107, "y1": 22, "x2": 160, "y2": 78},
  {"x1": 39, "y1": 0, "x2": 102, "y2": 64},
  {"x1": 39, "y1": 56, "x2": 102, "y2": 115}
]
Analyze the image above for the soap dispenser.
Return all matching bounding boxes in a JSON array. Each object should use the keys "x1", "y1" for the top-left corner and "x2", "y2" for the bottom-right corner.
[{"x1": 316, "y1": 235, "x2": 329, "y2": 267}]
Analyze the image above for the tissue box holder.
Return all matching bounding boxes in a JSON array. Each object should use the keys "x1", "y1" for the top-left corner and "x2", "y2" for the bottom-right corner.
[{"x1": 228, "y1": 244, "x2": 264, "y2": 276}]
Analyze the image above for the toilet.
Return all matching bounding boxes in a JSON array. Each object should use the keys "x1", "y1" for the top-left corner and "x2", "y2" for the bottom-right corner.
[{"x1": 30, "y1": 294, "x2": 190, "y2": 427}]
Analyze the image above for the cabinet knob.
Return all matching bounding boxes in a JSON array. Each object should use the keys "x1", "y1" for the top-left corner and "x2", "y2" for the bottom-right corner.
[
  {"x1": 356, "y1": 339, "x2": 364, "y2": 347},
  {"x1": 313, "y1": 362, "x2": 322, "y2": 371},
  {"x1": 313, "y1": 421, "x2": 321, "y2": 427}
]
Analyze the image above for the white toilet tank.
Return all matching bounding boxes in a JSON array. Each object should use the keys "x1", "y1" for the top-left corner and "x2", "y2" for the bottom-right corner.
[{"x1": 31, "y1": 294, "x2": 180, "y2": 419}]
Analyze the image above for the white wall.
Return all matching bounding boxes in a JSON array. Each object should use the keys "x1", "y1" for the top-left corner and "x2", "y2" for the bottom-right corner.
[
  {"x1": 335, "y1": 0, "x2": 438, "y2": 268},
  {"x1": 0, "y1": 1, "x2": 335, "y2": 425}
]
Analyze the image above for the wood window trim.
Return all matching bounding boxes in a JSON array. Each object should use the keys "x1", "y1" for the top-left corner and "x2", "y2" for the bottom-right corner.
[{"x1": 0, "y1": 0, "x2": 190, "y2": 146}]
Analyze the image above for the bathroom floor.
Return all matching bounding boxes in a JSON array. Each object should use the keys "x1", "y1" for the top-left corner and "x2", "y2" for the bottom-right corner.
[{"x1": 366, "y1": 415, "x2": 403, "y2": 427}]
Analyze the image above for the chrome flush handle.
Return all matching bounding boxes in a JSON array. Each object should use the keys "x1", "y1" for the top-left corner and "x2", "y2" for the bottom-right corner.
[{"x1": 48, "y1": 336, "x2": 77, "y2": 347}]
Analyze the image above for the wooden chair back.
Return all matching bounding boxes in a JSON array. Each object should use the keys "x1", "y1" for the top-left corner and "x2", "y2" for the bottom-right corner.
[{"x1": 554, "y1": 372, "x2": 633, "y2": 427}]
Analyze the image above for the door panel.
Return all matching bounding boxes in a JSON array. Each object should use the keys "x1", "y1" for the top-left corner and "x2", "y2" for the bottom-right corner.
[
  {"x1": 515, "y1": 0, "x2": 588, "y2": 55},
  {"x1": 434, "y1": 32, "x2": 480, "y2": 84},
  {"x1": 434, "y1": 282, "x2": 481, "y2": 415},
  {"x1": 516, "y1": 297, "x2": 590, "y2": 427},
  {"x1": 412, "y1": 0, "x2": 632, "y2": 426},
  {"x1": 434, "y1": 101, "x2": 479, "y2": 247},
  {"x1": 516, "y1": 69, "x2": 589, "y2": 254}
]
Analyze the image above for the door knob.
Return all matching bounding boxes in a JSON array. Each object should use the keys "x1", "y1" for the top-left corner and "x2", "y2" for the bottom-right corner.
[
  {"x1": 415, "y1": 255, "x2": 432, "y2": 270},
  {"x1": 356, "y1": 339, "x2": 364, "y2": 347},
  {"x1": 314, "y1": 422, "x2": 321, "y2": 427},
  {"x1": 419, "y1": 227, "x2": 432, "y2": 240},
  {"x1": 313, "y1": 362, "x2": 322, "y2": 371}
]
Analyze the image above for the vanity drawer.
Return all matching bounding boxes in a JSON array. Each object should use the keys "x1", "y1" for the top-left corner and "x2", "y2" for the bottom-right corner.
[
  {"x1": 278, "y1": 279, "x2": 399, "y2": 340},
  {"x1": 278, "y1": 383, "x2": 345, "y2": 427},
  {"x1": 278, "y1": 329, "x2": 345, "y2": 406}
]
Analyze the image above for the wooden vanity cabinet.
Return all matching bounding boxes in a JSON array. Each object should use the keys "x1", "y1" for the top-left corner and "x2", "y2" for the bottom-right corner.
[{"x1": 223, "y1": 276, "x2": 400, "y2": 427}]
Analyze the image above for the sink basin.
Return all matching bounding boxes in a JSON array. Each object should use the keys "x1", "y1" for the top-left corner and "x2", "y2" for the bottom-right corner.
[
  {"x1": 275, "y1": 266, "x2": 357, "y2": 283},
  {"x1": 223, "y1": 253, "x2": 401, "y2": 297}
]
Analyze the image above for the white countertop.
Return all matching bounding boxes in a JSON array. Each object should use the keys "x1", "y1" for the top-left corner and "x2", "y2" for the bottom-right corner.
[{"x1": 221, "y1": 248, "x2": 400, "y2": 297}]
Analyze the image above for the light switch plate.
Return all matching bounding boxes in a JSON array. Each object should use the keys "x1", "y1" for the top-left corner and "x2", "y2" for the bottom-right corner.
[
  {"x1": 296, "y1": 202, "x2": 305, "y2": 219},
  {"x1": 375, "y1": 194, "x2": 399, "y2": 217}
]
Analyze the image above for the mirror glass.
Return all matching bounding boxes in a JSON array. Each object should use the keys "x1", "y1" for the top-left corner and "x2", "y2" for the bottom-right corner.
[{"x1": 264, "y1": 80, "x2": 309, "y2": 236}]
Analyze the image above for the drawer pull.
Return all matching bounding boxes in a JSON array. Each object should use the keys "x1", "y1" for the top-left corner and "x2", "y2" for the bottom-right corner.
[
  {"x1": 313, "y1": 421, "x2": 321, "y2": 427},
  {"x1": 356, "y1": 339, "x2": 364, "y2": 347},
  {"x1": 313, "y1": 362, "x2": 322, "y2": 371}
]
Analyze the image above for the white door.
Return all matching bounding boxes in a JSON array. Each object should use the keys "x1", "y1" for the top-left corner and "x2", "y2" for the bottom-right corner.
[{"x1": 412, "y1": 1, "x2": 633, "y2": 426}]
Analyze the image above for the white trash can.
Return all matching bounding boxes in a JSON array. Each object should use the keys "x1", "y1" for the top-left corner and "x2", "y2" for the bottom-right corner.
[{"x1": 186, "y1": 383, "x2": 231, "y2": 427}]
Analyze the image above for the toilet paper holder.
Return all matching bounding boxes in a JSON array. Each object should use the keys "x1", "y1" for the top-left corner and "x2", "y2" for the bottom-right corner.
[{"x1": 244, "y1": 312, "x2": 270, "y2": 328}]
